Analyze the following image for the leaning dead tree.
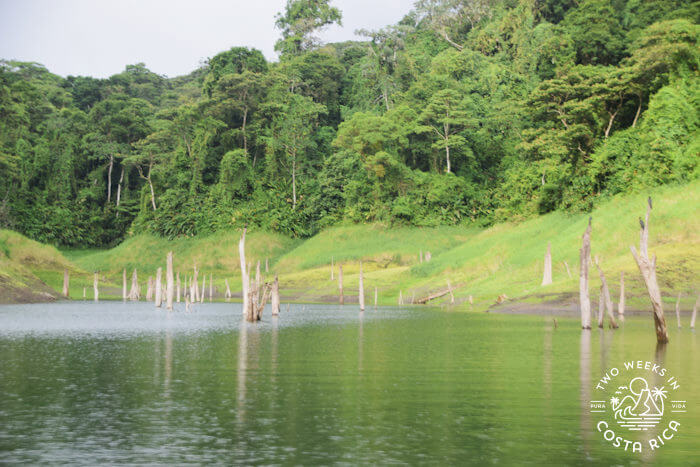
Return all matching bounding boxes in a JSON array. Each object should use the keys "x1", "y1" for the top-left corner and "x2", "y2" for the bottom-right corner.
[
  {"x1": 630, "y1": 197, "x2": 669, "y2": 344},
  {"x1": 542, "y1": 243, "x2": 552, "y2": 286},
  {"x1": 579, "y1": 218, "x2": 592, "y2": 329},
  {"x1": 63, "y1": 269, "x2": 69, "y2": 298},
  {"x1": 166, "y1": 252, "x2": 174, "y2": 310},
  {"x1": 594, "y1": 256, "x2": 618, "y2": 328}
]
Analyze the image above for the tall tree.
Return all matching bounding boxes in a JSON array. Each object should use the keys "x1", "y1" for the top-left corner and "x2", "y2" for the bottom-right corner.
[{"x1": 274, "y1": 0, "x2": 342, "y2": 56}]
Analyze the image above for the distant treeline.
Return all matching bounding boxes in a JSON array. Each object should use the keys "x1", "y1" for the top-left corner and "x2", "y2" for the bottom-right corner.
[{"x1": 0, "y1": 0, "x2": 697, "y2": 246}]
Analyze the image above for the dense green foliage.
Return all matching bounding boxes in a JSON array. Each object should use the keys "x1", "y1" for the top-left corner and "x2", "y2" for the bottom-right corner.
[{"x1": 0, "y1": 0, "x2": 697, "y2": 246}]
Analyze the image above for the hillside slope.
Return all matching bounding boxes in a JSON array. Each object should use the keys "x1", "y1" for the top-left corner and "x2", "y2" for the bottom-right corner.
[{"x1": 2, "y1": 180, "x2": 698, "y2": 311}]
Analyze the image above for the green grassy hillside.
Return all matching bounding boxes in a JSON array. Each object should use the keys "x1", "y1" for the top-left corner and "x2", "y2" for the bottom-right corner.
[
  {"x1": 0, "y1": 230, "x2": 80, "y2": 303},
  {"x1": 2, "y1": 180, "x2": 698, "y2": 311}
]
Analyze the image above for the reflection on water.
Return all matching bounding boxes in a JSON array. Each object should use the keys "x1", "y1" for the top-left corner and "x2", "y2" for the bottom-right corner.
[{"x1": 0, "y1": 302, "x2": 697, "y2": 464}]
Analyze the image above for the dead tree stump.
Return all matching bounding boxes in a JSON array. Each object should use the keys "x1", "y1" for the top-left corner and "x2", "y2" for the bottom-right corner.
[
  {"x1": 122, "y1": 268, "x2": 127, "y2": 301},
  {"x1": 155, "y1": 267, "x2": 163, "y2": 308},
  {"x1": 63, "y1": 269, "x2": 69, "y2": 298},
  {"x1": 271, "y1": 274, "x2": 280, "y2": 316},
  {"x1": 594, "y1": 256, "x2": 618, "y2": 329},
  {"x1": 93, "y1": 272, "x2": 99, "y2": 302}
]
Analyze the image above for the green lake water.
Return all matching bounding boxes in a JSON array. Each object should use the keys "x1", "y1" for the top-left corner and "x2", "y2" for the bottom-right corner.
[{"x1": 0, "y1": 303, "x2": 697, "y2": 465}]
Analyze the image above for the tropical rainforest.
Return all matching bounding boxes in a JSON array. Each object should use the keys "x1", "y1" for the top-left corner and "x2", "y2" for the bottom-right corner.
[{"x1": 0, "y1": 0, "x2": 697, "y2": 247}]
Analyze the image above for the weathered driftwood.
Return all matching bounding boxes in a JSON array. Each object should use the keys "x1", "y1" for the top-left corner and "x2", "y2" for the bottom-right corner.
[
  {"x1": 447, "y1": 280, "x2": 455, "y2": 304},
  {"x1": 338, "y1": 264, "x2": 344, "y2": 305},
  {"x1": 63, "y1": 269, "x2": 69, "y2": 298},
  {"x1": 155, "y1": 267, "x2": 163, "y2": 308},
  {"x1": 675, "y1": 293, "x2": 681, "y2": 328},
  {"x1": 271, "y1": 274, "x2": 280, "y2": 315},
  {"x1": 594, "y1": 256, "x2": 618, "y2": 329},
  {"x1": 93, "y1": 272, "x2": 99, "y2": 302},
  {"x1": 691, "y1": 294, "x2": 699, "y2": 329},
  {"x1": 176, "y1": 272, "x2": 181, "y2": 303},
  {"x1": 359, "y1": 261, "x2": 365, "y2": 311},
  {"x1": 630, "y1": 198, "x2": 669, "y2": 344},
  {"x1": 122, "y1": 268, "x2": 127, "y2": 301},
  {"x1": 416, "y1": 288, "x2": 451, "y2": 304},
  {"x1": 542, "y1": 243, "x2": 552, "y2": 286},
  {"x1": 618, "y1": 271, "x2": 625, "y2": 321},
  {"x1": 579, "y1": 218, "x2": 592, "y2": 329},
  {"x1": 225, "y1": 278, "x2": 232, "y2": 300},
  {"x1": 166, "y1": 252, "x2": 174, "y2": 310},
  {"x1": 128, "y1": 269, "x2": 140, "y2": 301},
  {"x1": 209, "y1": 273, "x2": 213, "y2": 302},
  {"x1": 239, "y1": 229, "x2": 250, "y2": 316}
]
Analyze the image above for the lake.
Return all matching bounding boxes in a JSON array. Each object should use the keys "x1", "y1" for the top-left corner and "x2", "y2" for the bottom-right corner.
[{"x1": 0, "y1": 302, "x2": 697, "y2": 465}]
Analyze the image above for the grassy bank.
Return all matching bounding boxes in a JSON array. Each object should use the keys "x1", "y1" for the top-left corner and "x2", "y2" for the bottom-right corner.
[{"x1": 2, "y1": 180, "x2": 698, "y2": 312}]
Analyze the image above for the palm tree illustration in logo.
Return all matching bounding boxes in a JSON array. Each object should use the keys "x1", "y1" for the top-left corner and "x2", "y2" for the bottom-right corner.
[{"x1": 611, "y1": 377, "x2": 667, "y2": 430}]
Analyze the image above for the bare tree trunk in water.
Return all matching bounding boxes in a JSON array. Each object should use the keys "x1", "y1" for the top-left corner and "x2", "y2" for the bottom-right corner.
[
  {"x1": 93, "y1": 272, "x2": 99, "y2": 302},
  {"x1": 239, "y1": 229, "x2": 250, "y2": 317},
  {"x1": 166, "y1": 252, "x2": 174, "y2": 310},
  {"x1": 63, "y1": 269, "x2": 69, "y2": 298},
  {"x1": 630, "y1": 198, "x2": 669, "y2": 344},
  {"x1": 580, "y1": 218, "x2": 592, "y2": 329},
  {"x1": 271, "y1": 274, "x2": 280, "y2": 316},
  {"x1": 359, "y1": 261, "x2": 365, "y2": 311},
  {"x1": 155, "y1": 267, "x2": 163, "y2": 308}
]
